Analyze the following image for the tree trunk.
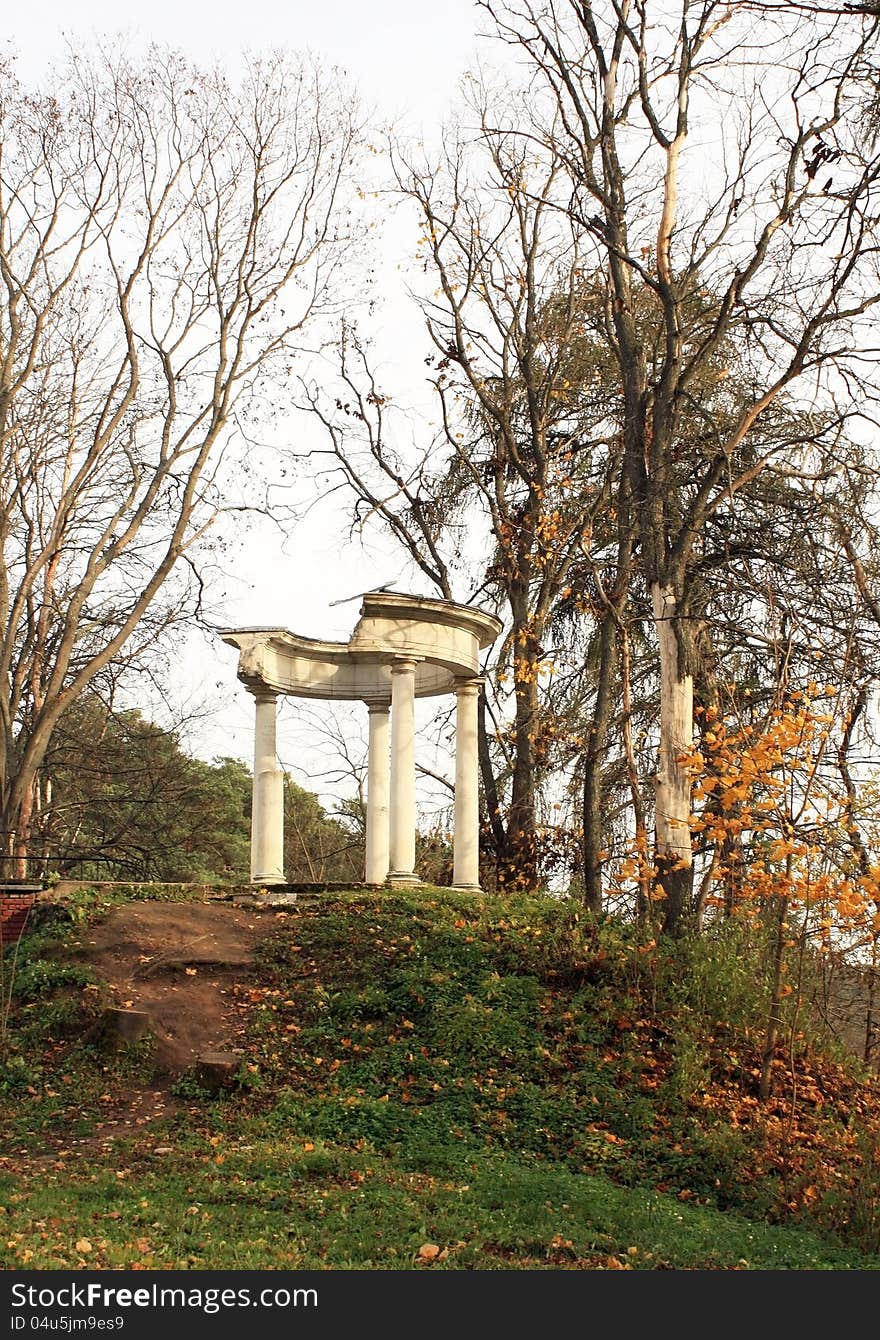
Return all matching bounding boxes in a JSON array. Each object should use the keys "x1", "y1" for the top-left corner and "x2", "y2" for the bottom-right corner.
[
  {"x1": 477, "y1": 692, "x2": 506, "y2": 870},
  {"x1": 2, "y1": 764, "x2": 37, "y2": 881},
  {"x1": 652, "y1": 583, "x2": 694, "y2": 936},
  {"x1": 506, "y1": 657, "x2": 539, "y2": 890},
  {"x1": 12, "y1": 784, "x2": 34, "y2": 881},
  {"x1": 620, "y1": 623, "x2": 651, "y2": 922},
  {"x1": 759, "y1": 890, "x2": 789, "y2": 1101},
  {"x1": 582, "y1": 609, "x2": 618, "y2": 914},
  {"x1": 865, "y1": 934, "x2": 879, "y2": 1070}
]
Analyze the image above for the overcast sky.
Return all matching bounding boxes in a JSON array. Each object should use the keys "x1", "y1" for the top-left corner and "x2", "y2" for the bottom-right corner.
[
  {"x1": 6, "y1": 1, "x2": 485, "y2": 124},
  {"x1": 5, "y1": 2, "x2": 495, "y2": 797}
]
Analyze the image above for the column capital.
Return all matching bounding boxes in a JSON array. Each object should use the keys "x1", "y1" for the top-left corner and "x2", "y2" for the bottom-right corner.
[
  {"x1": 363, "y1": 696, "x2": 392, "y2": 712},
  {"x1": 390, "y1": 656, "x2": 421, "y2": 675},
  {"x1": 248, "y1": 687, "x2": 279, "y2": 704},
  {"x1": 454, "y1": 675, "x2": 484, "y2": 696}
]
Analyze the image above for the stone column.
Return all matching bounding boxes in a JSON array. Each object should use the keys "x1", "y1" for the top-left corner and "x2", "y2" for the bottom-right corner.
[
  {"x1": 452, "y1": 677, "x2": 483, "y2": 891},
  {"x1": 364, "y1": 699, "x2": 391, "y2": 885},
  {"x1": 388, "y1": 657, "x2": 421, "y2": 885},
  {"x1": 250, "y1": 690, "x2": 285, "y2": 885}
]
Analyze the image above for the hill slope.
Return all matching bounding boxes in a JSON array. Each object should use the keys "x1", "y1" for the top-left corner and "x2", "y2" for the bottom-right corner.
[{"x1": 1, "y1": 886, "x2": 878, "y2": 1270}]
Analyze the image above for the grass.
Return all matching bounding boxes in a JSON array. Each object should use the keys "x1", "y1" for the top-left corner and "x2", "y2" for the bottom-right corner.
[
  {"x1": 1, "y1": 1141, "x2": 872, "y2": 1270},
  {"x1": 1, "y1": 886, "x2": 879, "y2": 1270}
]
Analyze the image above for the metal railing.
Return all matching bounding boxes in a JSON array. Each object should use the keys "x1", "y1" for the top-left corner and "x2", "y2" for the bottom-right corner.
[{"x1": 0, "y1": 832, "x2": 126, "y2": 885}]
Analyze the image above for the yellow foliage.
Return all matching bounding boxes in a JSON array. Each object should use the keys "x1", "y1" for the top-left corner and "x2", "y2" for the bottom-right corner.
[{"x1": 689, "y1": 691, "x2": 879, "y2": 943}]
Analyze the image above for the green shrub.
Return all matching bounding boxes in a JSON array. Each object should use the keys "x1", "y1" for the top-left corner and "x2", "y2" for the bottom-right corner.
[
  {"x1": 0, "y1": 1053, "x2": 43, "y2": 1093},
  {"x1": 12, "y1": 959, "x2": 94, "y2": 1003}
]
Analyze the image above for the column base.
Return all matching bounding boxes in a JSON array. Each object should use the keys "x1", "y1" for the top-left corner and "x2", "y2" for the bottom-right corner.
[
  {"x1": 451, "y1": 883, "x2": 482, "y2": 893},
  {"x1": 386, "y1": 870, "x2": 423, "y2": 887},
  {"x1": 250, "y1": 873, "x2": 286, "y2": 886}
]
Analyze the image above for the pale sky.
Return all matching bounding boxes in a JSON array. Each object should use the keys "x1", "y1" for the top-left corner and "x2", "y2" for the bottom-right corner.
[
  {"x1": 6, "y1": 1, "x2": 486, "y2": 125},
  {"x1": 5, "y1": 2, "x2": 495, "y2": 804}
]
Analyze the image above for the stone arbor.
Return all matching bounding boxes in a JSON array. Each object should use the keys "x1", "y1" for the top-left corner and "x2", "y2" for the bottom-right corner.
[{"x1": 220, "y1": 592, "x2": 502, "y2": 891}]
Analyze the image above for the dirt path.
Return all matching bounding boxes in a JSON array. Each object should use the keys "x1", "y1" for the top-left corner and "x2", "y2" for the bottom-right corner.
[
  {"x1": 2, "y1": 901, "x2": 297, "y2": 1165},
  {"x1": 78, "y1": 900, "x2": 289, "y2": 1072}
]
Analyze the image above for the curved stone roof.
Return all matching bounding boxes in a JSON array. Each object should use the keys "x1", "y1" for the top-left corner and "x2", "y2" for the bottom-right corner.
[{"x1": 220, "y1": 591, "x2": 502, "y2": 701}]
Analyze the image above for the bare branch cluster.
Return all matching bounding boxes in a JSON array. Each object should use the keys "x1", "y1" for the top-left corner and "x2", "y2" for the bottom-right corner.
[{"x1": 0, "y1": 44, "x2": 362, "y2": 868}]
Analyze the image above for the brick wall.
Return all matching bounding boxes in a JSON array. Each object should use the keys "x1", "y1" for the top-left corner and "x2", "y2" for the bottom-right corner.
[{"x1": 0, "y1": 892, "x2": 36, "y2": 946}]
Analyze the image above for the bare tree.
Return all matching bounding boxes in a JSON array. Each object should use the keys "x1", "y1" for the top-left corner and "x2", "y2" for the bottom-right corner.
[
  {"x1": 481, "y1": 0, "x2": 880, "y2": 931},
  {"x1": 303, "y1": 88, "x2": 628, "y2": 891},
  {"x1": 393, "y1": 106, "x2": 629, "y2": 893},
  {"x1": 0, "y1": 45, "x2": 361, "y2": 874}
]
